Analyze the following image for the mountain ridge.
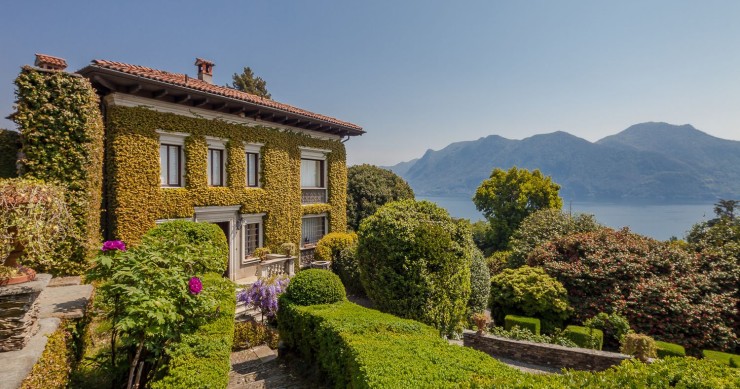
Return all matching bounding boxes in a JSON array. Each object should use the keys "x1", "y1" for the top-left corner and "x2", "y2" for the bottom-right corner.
[{"x1": 385, "y1": 122, "x2": 740, "y2": 202}]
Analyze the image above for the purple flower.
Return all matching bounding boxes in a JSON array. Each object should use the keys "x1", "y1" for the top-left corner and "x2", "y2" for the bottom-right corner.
[
  {"x1": 102, "y1": 240, "x2": 126, "y2": 252},
  {"x1": 236, "y1": 275, "x2": 290, "y2": 320},
  {"x1": 189, "y1": 277, "x2": 203, "y2": 295}
]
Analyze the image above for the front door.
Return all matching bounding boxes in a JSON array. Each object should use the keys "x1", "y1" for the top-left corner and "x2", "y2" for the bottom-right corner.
[{"x1": 194, "y1": 205, "x2": 241, "y2": 280}]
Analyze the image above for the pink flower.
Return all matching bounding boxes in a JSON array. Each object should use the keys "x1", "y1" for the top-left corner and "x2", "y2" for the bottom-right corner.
[
  {"x1": 189, "y1": 277, "x2": 203, "y2": 295},
  {"x1": 102, "y1": 240, "x2": 126, "y2": 252}
]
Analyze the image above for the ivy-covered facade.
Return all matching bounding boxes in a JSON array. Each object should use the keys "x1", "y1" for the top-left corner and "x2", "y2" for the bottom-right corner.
[{"x1": 75, "y1": 57, "x2": 363, "y2": 280}]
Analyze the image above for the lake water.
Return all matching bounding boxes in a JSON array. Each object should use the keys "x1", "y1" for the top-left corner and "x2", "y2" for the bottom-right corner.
[{"x1": 418, "y1": 196, "x2": 716, "y2": 241}]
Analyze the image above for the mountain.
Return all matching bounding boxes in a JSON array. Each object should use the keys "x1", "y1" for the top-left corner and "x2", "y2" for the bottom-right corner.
[{"x1": 387, "y1": 122, "x2": 740, "y2": 202}]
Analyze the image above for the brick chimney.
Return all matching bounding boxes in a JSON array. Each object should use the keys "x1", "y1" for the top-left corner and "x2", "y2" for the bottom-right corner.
[
  {"x1": 195, "y1": 58, "x2": 214, "y2": 84},
  {"x1": 34, "y1": 54, "x2": 67, "y2": 71}
]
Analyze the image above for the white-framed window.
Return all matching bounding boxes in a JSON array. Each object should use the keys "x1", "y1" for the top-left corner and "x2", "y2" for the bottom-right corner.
[
  {"x1": 301, "y1": 214, "x2": 327, "y2": 248},
  {"x1": 240, "y1": 213, "x2": 265, "y2": 259},
  {"x1": 206, "y1": 137, "x2": 227, "y2": 187},
  {"x1": 244, "y1": 143, "x2": 263, "y2": 188},
  {"x1": 300, "y1": 147, "x2": 329, "y2": 204},
  {"x1": 157, "y1": 131, "x2": 187, "y2": 188}
]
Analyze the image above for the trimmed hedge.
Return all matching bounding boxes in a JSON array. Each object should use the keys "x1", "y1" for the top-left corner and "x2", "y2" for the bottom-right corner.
[
  {"x1": 150, "y1": 273, "x2": 236, "y2": 389},
  {"x1": 277, "y1": 298, "x2": 740, "y2": 388},
  {"x1": 703, "y1": 350, "x2": 740, "y2": 367},
  {"x1": 564, "y1": 325, "x2": 604, "y2": 350},
  {"x1": 14, "y1": 67, "x2": 104, "y2": 275},
  {"x1": 20, "y1": 322, "x2": 75, "y2": 389},
  {"x1": 282, "y1": 269, "x2": 346, "y2": 306},
  {"x1": 656, "y1": 341, "x2": 686, "y2": 358},
  {"x1": 505, "y1": 315, "x2": 541, "y2": 336},
  {"x1": 143, "y1": 220, "x2": 229, "y2": 274},
  {"x1": 0, "y1": 129, "x2": 19, "y2": 178}
]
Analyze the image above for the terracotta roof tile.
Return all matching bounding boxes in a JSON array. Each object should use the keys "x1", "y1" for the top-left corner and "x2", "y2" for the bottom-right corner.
[
  {"x1": 89, "y1": 59, "x2": 362, "y2": 131},
  {"x1": 35, "y1": 54, "x2": 67, "y2": 70}
]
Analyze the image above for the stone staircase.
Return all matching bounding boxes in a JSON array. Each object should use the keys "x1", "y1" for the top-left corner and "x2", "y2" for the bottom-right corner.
[{"x1": 228, "y1": 346, "x2": 327, "y2": 389}]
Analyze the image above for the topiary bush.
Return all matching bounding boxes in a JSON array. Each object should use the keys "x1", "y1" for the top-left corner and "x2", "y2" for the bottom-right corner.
[
  {"x1": 656, "y1": 341, "x2": 686, "y2": 358},
  {"x1": 583, "y1": 312, "x2": 631, "y2": 350},
  {"x1": 508, "y1": 208, "x2": 600, "y2": 268},
  {"x1": 346, "y1": 164, "x2": 414, "y2": 231},
  {"x1": 468, "y1": 249, "x2": 490, "y2": 316},
  {"x1": 564, "y1": 325, "x2": 604, "y2": 350},
  {"x1": 356, "y1": 199, "x2": 473, "y2": 336},
  {"x1": 528, "y1": 227, "x2": 737, "y2": 354},
  {"x1": 281, "y1": 269, "x2": 345, "y2": 306},
  {"x1": 143, "y1": 220, "x2": 229, "y2": 274},
  {"x1": 315, "y1": 232, "x2": 357, "y2": 262},
  {"x1": 489, "y1": 266, "x2": 571, "y2": 334},
  {"x1": 331, "y1": 244, "x2": 364, "y2": 295},
  {"x1": 504, "y1": 315, "x2": 541, "y2": 335},
  {"x1": 621, "y1": 333, "x2": 658, "y2": 362}
]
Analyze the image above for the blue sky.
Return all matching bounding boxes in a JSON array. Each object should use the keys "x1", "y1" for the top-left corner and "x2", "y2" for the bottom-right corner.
[{"x1": 2, "y1": 1, "x2": 739, "y2": 166}]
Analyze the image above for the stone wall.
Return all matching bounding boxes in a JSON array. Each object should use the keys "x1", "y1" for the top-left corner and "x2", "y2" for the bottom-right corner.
[
  {"x1": 463, "y1": 330, "x2": 631, "y2": 371},
  {"x1": 0, "y1": 274, "x2": 50, "y2": 352}
]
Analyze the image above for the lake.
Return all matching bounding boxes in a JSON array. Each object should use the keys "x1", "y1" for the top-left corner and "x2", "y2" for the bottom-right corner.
[{"x1": 418, "y1": 196, "x2": 716, "y2": 241}]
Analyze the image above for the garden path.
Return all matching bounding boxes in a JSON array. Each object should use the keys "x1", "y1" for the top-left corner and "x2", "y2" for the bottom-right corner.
[{"x1": 228, "y1": 346, "x2": 329, "y2": 389}]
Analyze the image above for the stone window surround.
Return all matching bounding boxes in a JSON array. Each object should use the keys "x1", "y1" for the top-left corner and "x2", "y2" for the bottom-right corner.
[
  {"x1": 206, "y1": 136, "x2": 228, "y2": 187},
  {"x1": 157, "y1": 130, "x2": 187, "y2": 188},
  {"x1": 244, "y1": 142, "x2": 264, "y2": 188}
]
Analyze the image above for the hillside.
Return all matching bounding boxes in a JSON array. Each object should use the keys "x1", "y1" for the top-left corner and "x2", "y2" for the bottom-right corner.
[{"x1": 387, "y1": 122, "x2": 740, "y2": 202}]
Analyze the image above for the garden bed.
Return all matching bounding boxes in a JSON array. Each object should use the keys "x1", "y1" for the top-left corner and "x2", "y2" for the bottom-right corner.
[{"x1": 463, "y1": 330, "x2": 631, "y2": 371}]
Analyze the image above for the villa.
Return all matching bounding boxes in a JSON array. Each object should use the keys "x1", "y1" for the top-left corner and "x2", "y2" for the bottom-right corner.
[{"x1": 36, "y1": 54, "x2": 363, "y2": 282}]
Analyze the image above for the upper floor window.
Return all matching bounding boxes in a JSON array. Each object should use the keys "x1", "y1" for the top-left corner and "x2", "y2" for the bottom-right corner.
[
  {"x1": 245, "y1": 143, "x2": 263, "y2": 188},
  {"x1": 207, "y1": 137, "x2": 227, "y2": 187},
  {"x1": 158, "y1": 131, "x2": 187, "y2": 188},
  {"x1": 300, "y1": 147, "x2": 329, "y2": 204}
]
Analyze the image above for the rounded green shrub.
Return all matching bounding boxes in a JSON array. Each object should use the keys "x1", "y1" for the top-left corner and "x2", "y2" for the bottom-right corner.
[
  {"x1": 315, "y1": 232, "x2": 358, "y2": 262},
  {"x1": 143, "y1": 220, "x2": 228, "y2": 274},
  {"x1": 468, "y1": 249, "x2": 490, "y2": 315},
  {"x1": 489, "y1": 265, "x2": 571, "y2": 334},
  {"x1": 357, "y1": 199, "x2": 473, "y2": 336},
  {"x1": 583, "y1": 312, "x2": 631, "y2": 350},
  {"x1": 282, "y1": 269, "x2": 346, "y2": 306}
]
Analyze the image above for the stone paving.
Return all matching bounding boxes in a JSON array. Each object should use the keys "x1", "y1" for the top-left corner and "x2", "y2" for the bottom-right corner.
[
  {"x1": 0, "y1": 276, "x2": 92, "y2": 389},
  {"x1": 228, "y1": 346, "x2": 328, "y2": 389}
]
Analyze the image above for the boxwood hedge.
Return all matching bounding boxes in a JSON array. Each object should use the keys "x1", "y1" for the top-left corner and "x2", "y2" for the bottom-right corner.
[{"x1": 278, "y1": 299, "x2": 740, "y2": 388}]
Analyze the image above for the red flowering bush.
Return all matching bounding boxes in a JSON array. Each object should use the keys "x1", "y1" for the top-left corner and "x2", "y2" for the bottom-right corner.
[{"x1": 528, "y1": 227, "x2": 737, "y2": 354}]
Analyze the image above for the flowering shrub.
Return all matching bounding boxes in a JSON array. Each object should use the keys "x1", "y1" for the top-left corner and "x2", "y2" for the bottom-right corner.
[
  {"x1": 189, "y1": 277, "x2": 203, "y2": 295},
  {"x1": 101, "y1": 240, "x2": 126, "y2": 252},
  {"x1": 528, "y1": 227, "x2": 737, "y2": 353},
  {"x1": 237, "y1": 274, "x2": 290, "y2": 321},
  {"x1": 87, "y1": 223, "x2": 229, "y2": 388}
]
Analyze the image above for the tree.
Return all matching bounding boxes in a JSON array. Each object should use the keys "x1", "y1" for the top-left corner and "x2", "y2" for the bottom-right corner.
[
  {"x1": 231, "y1": 67, "x2": 271, "y2": 99},
  {"x1": 356, "y1": 200, "x2": 473, "y2": 336},
  {"x1": 712, "y1": 199, "x2": 738, "y2": 224},
  {"x1": 347, "y1": 164, "x2": 414, "y2": 231},
  {"x1": 473, "y1": 167, "x2": 562, "y2": 251},
  {"x1": 508, "y1": 208, "x2": 601, "y2": 268}
]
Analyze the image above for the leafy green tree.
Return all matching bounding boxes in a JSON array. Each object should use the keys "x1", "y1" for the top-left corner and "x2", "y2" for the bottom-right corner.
[
  {"x1": 346, "y1": 164, "x2": 414, "y2": 231},
  {"x1": 713, "y1": 199, "x2": 738, "y2": 222},
  {"x1": 508, "y1": 208, "x2": 601, "y2": 268},
  {"x1": 231, "y1": 67, "x2": 271, "y2": 99},
  {"x1": 357, "y1": 200, "x2": 472, "y2": 336},
  {"x1": 473, "y1": 167, "x2": 562, "y2": 250}
]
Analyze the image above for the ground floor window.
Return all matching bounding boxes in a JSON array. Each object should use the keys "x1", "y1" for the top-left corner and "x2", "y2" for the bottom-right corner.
[
  {"x1": 301, "y1": 215, "x2": 326, "y2": 247},
  {"x1": 244, "y1": 222, "x2": 260, "y2": 257}
]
